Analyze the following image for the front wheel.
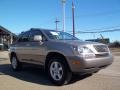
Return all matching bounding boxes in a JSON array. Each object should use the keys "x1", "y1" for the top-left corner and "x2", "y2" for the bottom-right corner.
[{"x1": 48, "y1": 57, "x2": 72, "y2": 85}]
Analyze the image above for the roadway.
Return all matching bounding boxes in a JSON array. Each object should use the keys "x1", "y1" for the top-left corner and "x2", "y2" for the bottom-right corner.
[{"x1": 0, "y1": 51, "x2": 120, "y2": 90}]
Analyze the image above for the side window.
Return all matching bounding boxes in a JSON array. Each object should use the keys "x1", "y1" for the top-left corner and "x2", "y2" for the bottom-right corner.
[
  {"x1": 18, "y1": 31, "x2": 30, "y2": 42},
  {"x1": 29, "y1": 30, "x2": 46, "y2": 41}
]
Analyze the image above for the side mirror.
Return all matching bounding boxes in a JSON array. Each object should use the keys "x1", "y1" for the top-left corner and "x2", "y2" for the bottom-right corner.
[{"x1": 34, "y1": 35, "x2": 42, "y2": 41}]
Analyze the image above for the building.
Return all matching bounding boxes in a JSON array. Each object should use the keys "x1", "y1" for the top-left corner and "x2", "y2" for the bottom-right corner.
[{"x1": 0, "y1": 26, "x2": 17, "y2": 50}]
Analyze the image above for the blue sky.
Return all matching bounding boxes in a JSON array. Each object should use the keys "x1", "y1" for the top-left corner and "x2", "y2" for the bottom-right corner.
[{"x1": 0, "y1": 0, "x2": 120, "y2": 42}]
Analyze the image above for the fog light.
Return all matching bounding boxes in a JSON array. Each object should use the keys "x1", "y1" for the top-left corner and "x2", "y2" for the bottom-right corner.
[{"x1": 72, "y1": 61, "x2": 80, "y2": 65}]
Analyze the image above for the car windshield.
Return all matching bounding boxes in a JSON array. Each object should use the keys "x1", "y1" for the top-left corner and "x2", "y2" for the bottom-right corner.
[{"x1": 43, "y1": 30, "x2": 79, "y2": 40}]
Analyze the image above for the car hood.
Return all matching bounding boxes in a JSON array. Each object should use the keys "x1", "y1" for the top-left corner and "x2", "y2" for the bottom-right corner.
[{"x1": 52, "y1": 40, "x2": 104, "y2": 46}]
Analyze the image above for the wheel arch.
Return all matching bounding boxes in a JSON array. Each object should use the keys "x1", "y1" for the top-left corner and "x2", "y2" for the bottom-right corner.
[{"x1": 45, "y1": 52, "x2": 71, "y2": 72}]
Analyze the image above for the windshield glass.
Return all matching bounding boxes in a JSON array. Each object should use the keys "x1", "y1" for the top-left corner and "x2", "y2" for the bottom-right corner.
[{"x1": 43, "y1": 30, "x2": 79, "y2": 40}]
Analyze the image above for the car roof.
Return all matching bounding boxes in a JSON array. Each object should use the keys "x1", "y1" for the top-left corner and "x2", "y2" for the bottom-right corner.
[
  {"x1": 19, "y1": 28, "x2": 62, "y2": 36},
  {"x1": 30, "y1": 28, "x2": 55, "y2": 32}
]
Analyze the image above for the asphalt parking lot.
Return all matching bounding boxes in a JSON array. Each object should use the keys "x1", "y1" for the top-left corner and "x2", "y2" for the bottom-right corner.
[{"x1": 0, "y1": 51, "x2": 120, "y2": 90}]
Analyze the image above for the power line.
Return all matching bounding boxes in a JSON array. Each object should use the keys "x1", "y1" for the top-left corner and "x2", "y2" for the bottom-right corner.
[
  {"x1": 74, "y1": 28, "x2": 120, "y2": 34},
  {"x1": 67, "y1": 25, "x2": 120, "y2": 32},
  {"x1": 83, "y1": 25, "x2": 120, "y2": 31}
]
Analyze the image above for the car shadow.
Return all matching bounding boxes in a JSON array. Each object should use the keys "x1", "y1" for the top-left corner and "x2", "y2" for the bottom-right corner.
[
  {"x1": 0, "y1": 64, "x2": 92, "y2": 86},
  {"x1": 0, "y1": 64, "x2": 53, "y2": 86},
  {"x1": 70, "y1": 74, "x2": 92, "y2": 84}
]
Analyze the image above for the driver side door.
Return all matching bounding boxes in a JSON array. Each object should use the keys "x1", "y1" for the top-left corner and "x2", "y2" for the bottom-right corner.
[{"x1": 25, "y1": 30, "x2": 46, "y2": 65}]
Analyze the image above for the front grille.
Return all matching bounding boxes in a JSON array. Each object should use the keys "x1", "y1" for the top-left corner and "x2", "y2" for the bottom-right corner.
[
  {"x1": 94, "y1": 45, "x2": 109, "y2": 52},
  {"x1": 95, "y1": 53, "x2": 109, "y2": 58}
]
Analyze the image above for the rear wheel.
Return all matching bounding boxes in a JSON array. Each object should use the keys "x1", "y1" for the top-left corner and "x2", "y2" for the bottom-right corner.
[
  {"x1": 48, "y1": 57, "x2": 72, "y2": 85},
  {"x1": 11, "y1": 54, "x2": 22, "y2": 71}
]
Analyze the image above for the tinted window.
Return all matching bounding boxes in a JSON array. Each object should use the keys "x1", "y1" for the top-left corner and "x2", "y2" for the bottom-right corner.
[
  {"x1": 29, "y1": 30, "x2": 46, "y2": 41},
  {"x1": 18, "y1": 31, "x2": 30, "y2": 42}
]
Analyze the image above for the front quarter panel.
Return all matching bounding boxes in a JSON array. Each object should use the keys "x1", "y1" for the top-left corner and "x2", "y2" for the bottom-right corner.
[{"x1": 46, "y1": 41, "x2": 74, "y2": 57}]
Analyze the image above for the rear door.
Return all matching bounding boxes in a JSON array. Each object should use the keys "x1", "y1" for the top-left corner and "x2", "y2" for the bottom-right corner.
[{"x1": 15, "y1": 31, "x2": 31, "y2": 61}]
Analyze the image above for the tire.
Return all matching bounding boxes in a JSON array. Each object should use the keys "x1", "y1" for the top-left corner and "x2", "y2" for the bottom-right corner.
[
  {"x1": 10, "y1": 54, "x2": 22, "y2": 71},
  {"x1": 47, "y1": 57, "x2": 72, "y2": 85}
]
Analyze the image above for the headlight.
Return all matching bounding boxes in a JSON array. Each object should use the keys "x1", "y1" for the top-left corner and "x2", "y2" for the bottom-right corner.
[
  {"x1": 73, "y1": 46, "x2": 95, "y2": 58},
  {"x1": 78, "y1": 47, "x2": 93, "y2": 53}
]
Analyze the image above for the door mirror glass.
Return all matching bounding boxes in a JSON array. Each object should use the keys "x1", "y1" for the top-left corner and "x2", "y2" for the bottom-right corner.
[{"x1": 34, "y1": 35, "x2": 42, "y2": 41}]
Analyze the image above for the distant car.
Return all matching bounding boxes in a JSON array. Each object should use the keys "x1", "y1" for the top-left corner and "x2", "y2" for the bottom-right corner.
[
  {"x1": 0, "y1": 43, "x2": 8, "y2": 50},
  {"x1": 9, "y1": 28, "x2": 113, "y2": 85},
  {"x1": 0, "y1": 43, "x2": 3, "y2": 45},
  {"x1": 0, "y1": 43, "x2": 4, "y2": 50}
]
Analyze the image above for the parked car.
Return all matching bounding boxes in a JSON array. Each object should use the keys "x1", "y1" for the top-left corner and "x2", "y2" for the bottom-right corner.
[
  {"x1": 0, "y1": 43, "x2": 9, "y2": 50},
  {"x1": 0, "y1": 43, "x2": 4, "y2": 50},
  {"x1": 9, "y1": 28, "x2": 113, "y2": 85}
]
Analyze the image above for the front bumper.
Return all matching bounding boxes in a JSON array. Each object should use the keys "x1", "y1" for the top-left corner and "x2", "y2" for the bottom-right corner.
[{"x1": 67, "y1": 54, "x2": 113, "y2": 73}]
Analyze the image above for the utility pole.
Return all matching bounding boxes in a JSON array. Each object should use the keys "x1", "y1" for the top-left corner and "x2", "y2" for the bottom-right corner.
[
  {"x1": 72, "y1": 0, "x2": 75, "y2": 37},
  {"x1": 10, "y1": 33, "x2": 13, "y2": 44},
  {"x1": 55, "y1": 18, "x2": 60, "y2": 31},
  {"x1": 61, "y1": 0, "x2": 66, "y2": 32}
]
